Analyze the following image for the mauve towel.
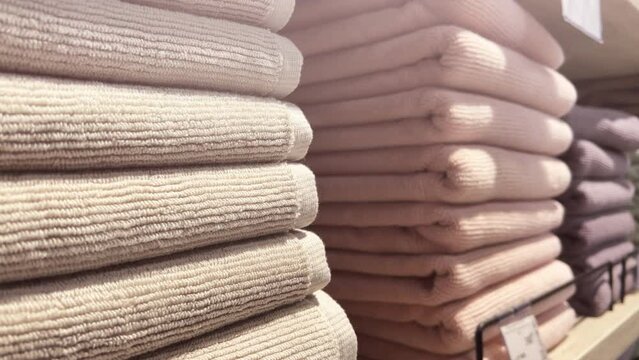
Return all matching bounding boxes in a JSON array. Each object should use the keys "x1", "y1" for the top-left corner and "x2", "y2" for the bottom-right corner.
[
  {"x1": 0, "y1": 0, "x2": 301, "y2": 98},
  {"x1": 305, "y1": 87, "x2": 572, "y2": 156},
  {"x1": 337, "y1": 261, "x2": 574, "y2": 355},
  {"x1": 564, "y1": 105, "x2": 639, "y2": 152},
  {"x1": 577, "y1": 75, "x2": 639, "y2": 101},
  {"x1": 285, "y1": 0, "x2": 564, "y2": 69},
  {"x1": 325, "y1": 234, "x2": 560, "y2": 306},
  {"x1": 558, "y1": 211, "x2": 636, "y2": 256},
  {"x1": 290, "y1": 26, "x2": 576, "y2": 117},
  {"x1": 558, "y1": 179, "x2": 635, "y2": 216},
  {"x1": 311, "y1": 145, "x2": 571, "y2": 203},
  {"x1": 313, "y1": 200, "x2": 564, "y2": 253},
  {"x1": 561, "y1": 139, "x2": 630, "y2": 179}
]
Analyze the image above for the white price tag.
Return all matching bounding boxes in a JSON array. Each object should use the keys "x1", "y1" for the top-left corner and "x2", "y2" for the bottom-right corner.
[
  {"x1": 500, "y1": 315, "x2": 547, "y2": 360},
  {"x1": 561, "y1": 0, "x2": 603, "y2": 43}
]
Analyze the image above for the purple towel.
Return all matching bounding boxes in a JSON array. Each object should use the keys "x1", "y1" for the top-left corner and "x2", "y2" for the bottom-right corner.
[
  {"x1": 558, "y1": 179, "x2": 634, "y2": 216},
  {"x1": 557, "y1": 210, "x2": 636, "y2": 255},
  {"x1": 560, "y1": 139, "x2": 630, "y2": 179},
  {"x1": 564, "y1": 105, "x2": 639, "y2": 152}
]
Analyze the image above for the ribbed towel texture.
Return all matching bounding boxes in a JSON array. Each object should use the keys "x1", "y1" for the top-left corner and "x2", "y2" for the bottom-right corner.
[
  {"x1": 139, "y1": 291, "x2": 357, "y2": 360},
  {"x1": 558, "y1": 179, "x2": 635, "y2": 215},
  {"x1": 0, "y1": 73, "x2": 312, "y2": 171},
  {"x1": 558, "y1": 211, "x2": 636, "y2": 255},
  {"x1": 564, "y1": 105, "x2": 639, "y2": 152},
  {"x1": 0, "y1": 230, "x2": 330, "y2": 359},
  {"x1": 0, "y1": 0, "x2": 302, "y2": 98},
  {"x1": 561, "y1": 140, "x2": 630, "y2": 179}
]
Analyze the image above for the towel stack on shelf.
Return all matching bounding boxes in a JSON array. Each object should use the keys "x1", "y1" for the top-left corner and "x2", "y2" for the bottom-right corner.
[
  {"x1": 284, "y1": 0, "x2": 578, "y2": 358},
  {"x1": 0, "y1": 1, "x2": 356, "y2": 359},
  {"x1": 558, "y1": 105, "x2": 639, "y2": 316}
]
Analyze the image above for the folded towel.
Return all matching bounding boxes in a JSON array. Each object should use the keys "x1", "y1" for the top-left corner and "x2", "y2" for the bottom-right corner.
[
  {"x1": 558, "y1": 179, "x2": 635, "y2": 216},
  {"x1": 305, "y1": 87, "x2": 572, "y2": 156},
  {"x1": 579, "y1": 90, "x2": 639, "y2": 108},
  {"x1": 0, "y1": 0, "x2": 301, "y2": 98},
  {"x1": 558, "y1": 211, "x2": 636, "y2": 255},
  {"x1": 338, "y1": 261, "x2": 574, "y2": 355},
  {"x1": 0, "y1": 163, "x2": 317, "y2": 283},
  {"x1": 313, "y1": 200, "x2": 564, "y2": 253},
  {"x1": 311, "y1": 146, "x2": 571, "y2": 203},
  {"x1": 577, "y1": 75, "x2": 639, "y2": 100},
  {"x1": 123, "y1": 0, "x2": 294, "y2": 31},
  {"x1": 139, "y1": 291, "x2": 356, "y2": 360},
  {"x1": 290, "y1": 26, "x2": 576, "y2": 117},
  {"x1": 561, "y1": 139, "x2": 630, "y2": 179},
  {"x1": 356, "y1": 303, "x2": 576, "y2": 360},
  {"x1": 0, "y1": 230, "x2": 329, "y2": 359},
  {"x1": 0, "y1": 73, "x2": 311, "y2": 171},
  {"x1": 564, "y1": 105, "x2": 639, "y2": 152},
  {"x1": 325, "y1": 234, "x2": 560, "y2": 306},
  {"x1": 285, "y1": 0, "x2": 564, "y2": 68}
]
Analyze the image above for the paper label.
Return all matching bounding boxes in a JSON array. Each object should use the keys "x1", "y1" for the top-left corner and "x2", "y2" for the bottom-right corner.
[
  {"x1": 500, "y1": 315, "x2": 547, "y2": 360},
  {"x1": 562, "y1": 0, "x2": 603, "y2": 43}
]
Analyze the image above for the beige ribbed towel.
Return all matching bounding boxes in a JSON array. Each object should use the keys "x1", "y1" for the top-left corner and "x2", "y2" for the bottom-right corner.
[
  {"x1": 340, "y1": 261, "x2": 574, "y2": 355},
  {"x1": 284, "y1": 0, "x2": 405, "y2": 31},
  {"x1": 285, "y1": 0, "x2": 564, "y2": 68},
  {"x1": 0, "y1": 73, "x2": 311, "y2": 171},
  {"x1": 0, "y1": 163, "x2": 317, "y2": 283},
  {"x1": 313, "y1": 200, "x2": 564, "y2": 253},
  {"x1": 311, "y1": 146, "x2": 571, "y2": 203},
  {"x1": 0, "y1": 0, "x2": 301, "y2": 98},
  {"x1": 326, "y1": 234, "x2": 560, "y2": 306},
  {"x1": 0, "y1": 230, "x2": 329, "y2": 360},
  {"x1": 306, "y1": 87, "x2": 572, "y2": 156},
  {"x1": 124, "y1": 0, "x2": 294, "y2": 31},
  {"x1": 290, "y1": 26, "x2": 576, "y2": 117},
  {"x1": 139, "y1": 291, "x2": 356, "y2": 360}
]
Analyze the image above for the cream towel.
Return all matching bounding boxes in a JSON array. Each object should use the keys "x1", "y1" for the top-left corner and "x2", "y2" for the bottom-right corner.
[
  {"x1": 0, "y1": 230, "x2": 329, "y2": 360},
  {"x1": 306, "y1": 87, "x2": 572, "y2": 156},
  {"x1": 340, "y1": 261, "x2": 574, "y2": 355},
  {"x1": 284, "y1": 0, "x2": 405, "y2": 31},
  {"x1": 326, "y1": 234, "x2": 560, "y2": 306},
  {"x1": 124, "y1": 0, "x2": 294, "y2": 31},
  {"x1": 561, "y1": 139, "x2": 630, "y2": 179},
  {"x1": 290, "y1": 26, "x2": 576, "y2": 117},
  {"x1": 0, "y1": 73, "x2": 311, "y2": 171},
  {"x1": 311, "y1": 146, "x2": 571, "y2": 203},
  {"x1": 139, "y1": 291, "x2": 356, "y2": 360},
  {"x1": 285, "y1": 0, "x2": 564, "y2": 68},
  {"x1": 313, "y1": 201, "x2": 564, "y2": 253},
  {"x1": 0, "y1": 164, "x2": 317, "y2": 283},
  {"x1": 0, "y1": 0, "x2": 301, "y2": 98}
]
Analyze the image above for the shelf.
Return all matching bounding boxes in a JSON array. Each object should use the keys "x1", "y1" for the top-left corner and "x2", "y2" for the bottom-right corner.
[{"x1": 550, "y1": 292, "x2": 639, "y2": 360}]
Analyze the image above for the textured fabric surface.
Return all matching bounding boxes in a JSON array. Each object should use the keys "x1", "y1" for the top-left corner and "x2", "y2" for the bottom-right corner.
[
  {"x1": 0, "y1": 230, "x2": 330, "y2": 359},
  {"x1": 0, "y1": 0, "x2": 302, "y2": 98},
  {"x1": 326, "y1": 234, "x2": 560, "y2": 306},
  {"x1": 305, "y1": 87, "x2": 572, "y2": 155},
  {"x1": 0, "y1": 73, "x2": 311, "y2": 171},
  {"x1": 285, "y1": 0, "x2": 564, "y2": 68},
  {"x1": 338, "y1": 261, "x2": 574, "y2": 355},
  {"x1": 558, "y1": 179, "x2": 635, "y2": 216},
  {"x1": 313, "y1": 200, "x2": 564, "y2": 253},
  {"x1": 284, "y1": 0, "x2": 405, "y2": 31},
  {"x1": 138, "y1": 291, "x2": 356, "y2": 360},
  {"x1": 561, "y1": 139, "x2": 630, "y2": 179},
  {"x1": 311, "y1": 145, "x2": 571, "y2": 203},
  {"x1": 564, "y1": 105, "x2": 639, "y2": 152},
  {"x1": 289, "y1": 26, "x2": 576, "y2": 117},
  {"x1": 0, "y1": 163, "x2": 317, "y2": 283},
  {"x1": 558, "y1": 211, "x2": 636, "y2": 255},
  {"x1": 124, "y1": 0, "x2": 294, "y2": 31}
]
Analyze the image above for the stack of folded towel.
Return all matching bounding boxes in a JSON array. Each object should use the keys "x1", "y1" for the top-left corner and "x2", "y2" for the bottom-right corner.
[
  {"x1": 0, "y1": 1, "x2": 356, "y2": 359},
  {"x1": 576, "y1": 75, "x2": 639, "y2": 117},
  {"x1": 284, "y1": 0, "x2": 578, "y2": 358},
  {"x1": 558, "y1": 105, "x2": 639, "y2": 316}
]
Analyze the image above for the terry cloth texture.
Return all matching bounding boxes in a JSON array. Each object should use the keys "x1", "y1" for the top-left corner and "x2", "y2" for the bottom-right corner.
[
  {"x1": 356, "y1": 303, "x2": 577, "y2": 360},
  {"x1": 337, "y1": 261, "x2": 574, "y2": 355},
  {"x1": 313, "y1": 200, "x2": 565, "y2": 254},
  {"x1": 557, "y1": 210, "x2": 636, "y2": 256},
  {"x1": 325, "y1": 234, "x2": 560, "y2": 306},
  {"x1": 289, "y1": 26, "x2": 576, "y2": 117},
  {"x1": 0, "y1": 163, "x2": 317, "y2": 283},
  {"x1": 311, "y1": 146, "x2": 571, "y2": 203},
  {"x1": 139, "y1": 291, "x2": 357, "y2": 360},
  {"x1": 0, "y1": 230, "x2": 330, "y2": 360},
  {"x1": 563, "y1": 106, "x2": 639, "y2": 152},
  {"x1": 0, "y1": 73, "x2": 312, "y2": 171},
  {"x1": 306, "y1": 87, "x2": 572, "y2": 156},
  {"x1": 561, "y1": 139, "x2": 630, "y2": 179},
  {"x1": 558, "y1": 179, "x2": 635, "y2": 216},
  {"x1": 123, "y1": 0, "x2": 294, "y2": 31},
  {"x1": 285, "y1": 0, "x2": 564, "y2": 68},
  {"x1": 0, "y1": 0, "x2": 302, "y2": 98}
]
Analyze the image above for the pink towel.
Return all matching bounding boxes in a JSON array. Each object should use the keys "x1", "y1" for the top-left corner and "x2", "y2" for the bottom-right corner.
[
  {"x1": 558, "y1": 179, "x2": 635, "y2": 216},
  {"x1": 564, "y1": 105, "x2": 639, "y2": 152},
  {"x1": 558, "y1": 211, "x2": 636, "y2": 255},
  {"x1": 561, "y1": 140, "x2": 630, "y2": 179}
]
